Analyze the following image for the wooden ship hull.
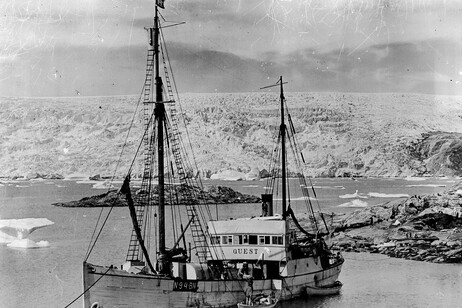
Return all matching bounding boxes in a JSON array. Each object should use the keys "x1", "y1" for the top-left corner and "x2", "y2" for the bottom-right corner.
[{"x1": 83, "y1": 259, "x2": 342, "y2": 307}]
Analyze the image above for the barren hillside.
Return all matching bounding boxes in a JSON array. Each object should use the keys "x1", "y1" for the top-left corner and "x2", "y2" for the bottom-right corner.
[{"x1": 1, "y1": 92, "x2": 462, "y2": 178}]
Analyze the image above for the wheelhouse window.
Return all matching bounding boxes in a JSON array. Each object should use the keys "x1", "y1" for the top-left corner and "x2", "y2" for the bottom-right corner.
[
  {"x1": 249, "y1": 235, "x2": 258, "y2": 245},
  {"x1": 213, "y1": 234, "x2": 283, "y2": 246},
  {"x1": 272, "y1": 236, "x2": 283, "y2": 245},
  {"x1": 259, "y1": 235, "x2": 271, "y2": 245},
  {"x1": 221, "y1": 235, "x2": 233, "y2": 245},
  {"x1": 235, "y1": 235, "x2": 249, "y2": 245}
]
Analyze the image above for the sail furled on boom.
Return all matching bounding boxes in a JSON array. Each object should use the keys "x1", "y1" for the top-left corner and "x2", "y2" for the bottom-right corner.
[{"x1": 120, "y1": 175, "x2": 156, "y2": 273}]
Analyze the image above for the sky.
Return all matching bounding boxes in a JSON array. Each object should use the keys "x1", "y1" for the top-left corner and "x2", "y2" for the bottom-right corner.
[{"x1": 1, "y1": 0, "x2": 461, "y2": 96}]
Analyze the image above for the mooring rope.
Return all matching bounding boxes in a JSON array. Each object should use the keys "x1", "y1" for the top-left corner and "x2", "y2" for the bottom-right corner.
[{"x1": 63, "y1": 266, "x2": 112, "y2": 308}]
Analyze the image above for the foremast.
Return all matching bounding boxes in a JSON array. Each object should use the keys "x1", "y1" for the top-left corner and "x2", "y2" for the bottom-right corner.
[
  {"x1": 122, "y1": 1, "x2": 212, "y2": 274},
  {"x1": 153, "y1": 4, "x2": 168, "y2": 271},
  {"x1": 123, "y1": 2, "x2": 168, "y2": 273}
]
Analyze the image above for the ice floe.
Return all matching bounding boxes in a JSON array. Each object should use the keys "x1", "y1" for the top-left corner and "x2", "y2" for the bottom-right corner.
[
  {"x1": 7, "y1": 239, "x2": 50, "y2": 249},
  {"x1": 313, "y1": 185, "x2": 345, "y2": 190},
  {"x1": 338, "y1": 199, "x2": 369, "y2": 207},
  {"x1": 367, "y1": 192, "x2": 410, "y2": 198},
  {"x1": 92, "y1": 180, "x2": 115, "y2": 189},
  {"x1": 0, "y1": 218, "x2": 54, "y2": 248},
  {"x1": 64, "y1": 173, "x2": 90, "y2": 181},
  {"x1": 405, "y1": 184, "x2": 446, "y2": 188},
  {"x1": 404, "y1": 177, "x2": 427, "y2": 181},
  {"x1": 339, "y1": 190, "x2": 368, "y2": 199}
]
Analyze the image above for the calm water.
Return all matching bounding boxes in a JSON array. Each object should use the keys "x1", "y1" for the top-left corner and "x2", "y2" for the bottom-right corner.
[{"x1": 0, "y1": 177, "x2": 460, "y2": 308}]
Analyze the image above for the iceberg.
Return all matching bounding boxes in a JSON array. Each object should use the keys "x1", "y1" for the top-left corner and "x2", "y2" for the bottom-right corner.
[
  {"x1": 338, "y1": 199, "x2": 369, "y2": 208},
  {"x1": 368, "y1": 192, "x2": 410, "y2": 198},
  {"x1": 7, "y1": 239, "x2": 50, "y2": 249},
  {"x1": 0, "y1": 218, "x2": 54, "y2": 248},
  {"x1": 339, "y1": 190, "x2": 368, "y2": 199},
  {"x1": 92, "y1": 180, "x2": 115, "y2": 189},
  {"x1": 210, "y1": 170, "x2": 246, "y2": 181}
]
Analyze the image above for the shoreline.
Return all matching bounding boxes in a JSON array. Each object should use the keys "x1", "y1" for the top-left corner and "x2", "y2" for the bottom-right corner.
[{"x1": 322, "y1": 182, "x2": 462, "y2": 264}]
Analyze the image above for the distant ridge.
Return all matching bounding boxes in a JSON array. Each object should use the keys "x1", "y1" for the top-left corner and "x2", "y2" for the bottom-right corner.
[{"x1": 1, "y1": 92, "x2": 462, "y2": 178}]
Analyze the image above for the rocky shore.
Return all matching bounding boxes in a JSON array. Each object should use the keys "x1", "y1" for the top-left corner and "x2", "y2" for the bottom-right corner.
[
  {"x1": 325, "y1": 182, "x2": 462, "y2": 263},
  {"x1": 52, "y1": 184, "x2": 261, "y2": 207}
]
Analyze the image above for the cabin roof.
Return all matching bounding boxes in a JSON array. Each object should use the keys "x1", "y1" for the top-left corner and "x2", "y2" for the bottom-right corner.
[{"x1": 208, "y1": 216, "x2": 285, "y2": 235}]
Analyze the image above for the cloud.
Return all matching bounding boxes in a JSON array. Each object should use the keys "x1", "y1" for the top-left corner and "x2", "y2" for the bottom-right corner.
[
  {"x1": 1, "y1": 0, "x2": 462, "y2": 96},
  {"x1": 2, "y1": 35, "x2": 460, "y2": 96}
]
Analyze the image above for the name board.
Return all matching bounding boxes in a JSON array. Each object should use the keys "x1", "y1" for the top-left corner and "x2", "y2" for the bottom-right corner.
[
  {"x1": 173, "y1": 279, "x2": 198, "y2": 292},
  {"x1": 232, "y1": 248, "x2": 258, "y2": 255}
]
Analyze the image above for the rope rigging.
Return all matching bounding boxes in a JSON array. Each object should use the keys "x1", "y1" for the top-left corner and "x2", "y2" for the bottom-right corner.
[{"x1": 262, "y1": 91, "x2": 328, "y2": 237}]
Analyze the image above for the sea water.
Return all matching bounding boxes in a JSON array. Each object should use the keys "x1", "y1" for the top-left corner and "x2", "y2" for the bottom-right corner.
[{"x1": 0, "y1": 177, "x2": 461, "y2": 308}]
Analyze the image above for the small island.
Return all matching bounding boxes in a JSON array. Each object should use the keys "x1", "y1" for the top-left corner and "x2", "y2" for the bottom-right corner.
[{"x1": 52, "y1": 185, "x2": 261, "y2": 207}]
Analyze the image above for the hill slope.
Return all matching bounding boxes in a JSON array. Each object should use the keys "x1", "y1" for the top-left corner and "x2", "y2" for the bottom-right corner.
[{"x1": 1, "y1": 92, "x2": 462, "y2": 178}]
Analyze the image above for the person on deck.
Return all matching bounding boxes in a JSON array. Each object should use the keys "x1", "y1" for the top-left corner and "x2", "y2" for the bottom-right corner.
[
  {"x1": 245, "y1": 279, "x2": 253, "y2": 305},
  {"x1": 238, "y1": 262, "x2": 252, "y2": 280}
]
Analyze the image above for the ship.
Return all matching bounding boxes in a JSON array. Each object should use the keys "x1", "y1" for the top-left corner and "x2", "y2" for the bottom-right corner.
[{"x1": 81, "y1": 1, "x2": 343, "y2": 307}]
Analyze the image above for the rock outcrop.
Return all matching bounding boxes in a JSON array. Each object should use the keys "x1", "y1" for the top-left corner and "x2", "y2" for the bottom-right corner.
[
  {"x1": 323, "y1": 182, "x2": 462, "y2": 263},
  {"x1": 52, "y1": 185, "x2": 261, "y2": 207}
]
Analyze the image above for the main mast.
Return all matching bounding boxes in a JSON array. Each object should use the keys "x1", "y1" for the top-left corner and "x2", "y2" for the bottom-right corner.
[
  {"x1": 153, "y1": 4, "x2": 167, "y2": 271},
  {"x1": 279, "y1": 76, "x2": 287, "y2": 219}
]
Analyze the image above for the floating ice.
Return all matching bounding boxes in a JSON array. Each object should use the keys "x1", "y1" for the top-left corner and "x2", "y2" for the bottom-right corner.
[
  {"x1": 405, "y1": 184, "x2": 446, "y2": 188},
  {"x1": 313, "y1": 185, "x2": 345, "y2": 190},
  {"x1": 0, "y1": 218, "x2": 54, "y2": 248},
  {"x1": 339, "y1": 190, "x2": 368, "y2": 199},
  {"x1": 64, "y1": 173, "x2": 90, "y2": 181},
  {"x1": 7, "y1": 239, "x2": 50, "y2": 249},
  {"x1": 404, "y1": 177, "x2": 427, "y2": 181},
  {"x1": 274, "y1": 196, "x2": 317, "y2": 201},
  {"x1": 92, "y1": 180, "x2": 115, "y2": 189},
  {"x1": 338, "y1": 199, "x2": 369, "y2": 207},
  {"x1": 368, "y1": 192, "x2": 410, "y2": 198}
]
